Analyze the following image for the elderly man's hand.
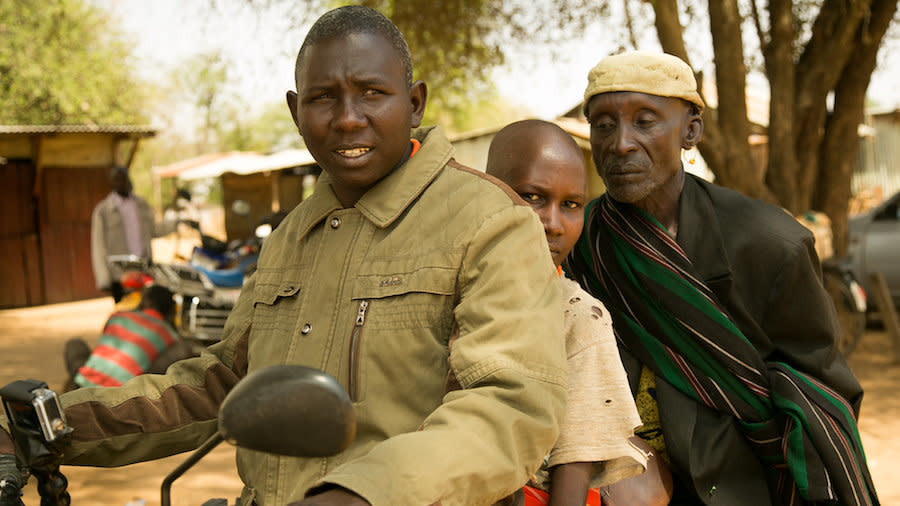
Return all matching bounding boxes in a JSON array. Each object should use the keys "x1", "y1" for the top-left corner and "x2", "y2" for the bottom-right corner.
[{"x1": 286, "y1": 488, "x2": 370, "y2": 506}]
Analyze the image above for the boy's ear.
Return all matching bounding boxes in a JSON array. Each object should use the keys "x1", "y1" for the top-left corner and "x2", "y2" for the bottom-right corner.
[
  {"x1": 408, "y1": 80, "x2": 427, "y2": 128},
  {"x1": 286, "y1": 91, "x2": 302, "y2": 136}
]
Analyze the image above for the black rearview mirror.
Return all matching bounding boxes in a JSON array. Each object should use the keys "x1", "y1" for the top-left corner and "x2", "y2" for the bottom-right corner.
[{"x1": 162, "y1": 365, "x2": 355, "y2": 506}]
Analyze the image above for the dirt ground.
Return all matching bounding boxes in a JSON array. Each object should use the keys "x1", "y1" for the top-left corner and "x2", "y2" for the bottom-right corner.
[{"x1": 0, "y1": 297, "x2": 898, "y2": 505}]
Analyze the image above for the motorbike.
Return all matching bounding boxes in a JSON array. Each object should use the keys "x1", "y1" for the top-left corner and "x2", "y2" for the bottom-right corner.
[
  {"x1": 0, "y1": 365, "x2": 356, "y2": 506},
  {"x1": 822, "y1": 255, "x2": 868, "y2": 357},
  {"x1": 106, "y1": 254, "x2": 234, "y2": 344}
]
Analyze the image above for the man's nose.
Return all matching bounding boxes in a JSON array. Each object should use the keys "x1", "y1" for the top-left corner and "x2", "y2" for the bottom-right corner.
[
  {"x1": 333, "y1": 98, "x2": 367, "y2": 130},
  {"x1": 613, "y1": 124, "x2": 638, "y2": 154}
]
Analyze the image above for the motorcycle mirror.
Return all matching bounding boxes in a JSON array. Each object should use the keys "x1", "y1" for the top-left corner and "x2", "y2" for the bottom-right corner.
[
  {"x1": 218, "y1": 365, "x2": 355, "y2": 457},
  {"x1": 231, "y1": 199, "x2": 251, "y2": 218},
  {"x1": 254, "y1": 223, "x2": 272, "y2": 239},
  {"x1": 161, "y1": 366, "x2": 355, "y2": 506}
]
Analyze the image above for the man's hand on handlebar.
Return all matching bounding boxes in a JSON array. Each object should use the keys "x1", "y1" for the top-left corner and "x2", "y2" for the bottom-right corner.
[
  {"x1": 287, "y1": 488, "x2": 370, "y2": 506},
  {"x1": 0, "y1": 453, "x2": 24, "y2": 506}
]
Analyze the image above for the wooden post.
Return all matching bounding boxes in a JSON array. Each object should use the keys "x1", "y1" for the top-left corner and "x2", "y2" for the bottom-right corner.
[{"x1": 869, "y1": 272, "x2": 900, "y2": 361}]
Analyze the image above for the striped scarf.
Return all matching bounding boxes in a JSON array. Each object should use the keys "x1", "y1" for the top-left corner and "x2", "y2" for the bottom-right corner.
[{"x1": 567, "y1": 195, "x2": 877, "y2": 505}]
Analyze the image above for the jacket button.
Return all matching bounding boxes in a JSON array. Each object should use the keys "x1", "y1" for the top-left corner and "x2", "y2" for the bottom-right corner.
[
  {"x1": 281, "y1": 286, "x2": 295, "y2": 294},
  {"x1": 330, "y1": 217, "x2": 341, "y2": 229},
  {"x1": 301, "y1": 323, "x2": 312, "y2": 335}
]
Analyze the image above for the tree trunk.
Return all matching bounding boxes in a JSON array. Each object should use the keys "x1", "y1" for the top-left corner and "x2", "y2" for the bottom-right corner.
[
  {"x1": 763, "y1": 0, "x2": 798, "y2": 210},
  {"x1": 706, "y1": 0, "x2": 772, "y2": 201},
  {"x1": 817, "y1": 0, "x2": 899, "y2": 256},
  {"x1": 791, "y1": 0, "x2": 874, "y2": 214}
]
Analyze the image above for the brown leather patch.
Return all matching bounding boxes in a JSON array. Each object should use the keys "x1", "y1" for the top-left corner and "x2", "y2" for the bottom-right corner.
[
  {"x1": 231, "y1": 325, "x2": 250, "y2": 378},
  {"x1": 0, "y1": 428, "x2": 13, "y2": 454},
  {"x1": 66, "y1": 363, "x2": 240, "y2": 443},
  {"x1": 447, "y1": 159, "x2": 528, "y2": 206}
]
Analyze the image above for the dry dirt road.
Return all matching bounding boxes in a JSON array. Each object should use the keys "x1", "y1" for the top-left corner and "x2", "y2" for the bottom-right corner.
[{"x1": 1, "y1": 297, "x2": 898, "y2": 505}]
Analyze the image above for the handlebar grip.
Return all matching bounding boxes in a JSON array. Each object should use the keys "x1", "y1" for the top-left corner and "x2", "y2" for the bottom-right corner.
[{"x1": 0, "y1": 478, "x2": 24, "y2": 506}]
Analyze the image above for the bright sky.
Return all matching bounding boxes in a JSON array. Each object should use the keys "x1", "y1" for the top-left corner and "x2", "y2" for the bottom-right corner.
[{"x1": 96, "y1": 0, "x2": 900, "y2": 127}]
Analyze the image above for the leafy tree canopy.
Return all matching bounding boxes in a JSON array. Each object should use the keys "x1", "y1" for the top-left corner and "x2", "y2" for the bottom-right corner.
[{"x1": 0, "y1": 0, "x2": 147, "y2": 124}]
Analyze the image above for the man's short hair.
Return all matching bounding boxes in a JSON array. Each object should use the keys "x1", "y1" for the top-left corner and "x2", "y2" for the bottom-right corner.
[
  {"x1": 295, "y1": 5, "x2": 413, "y2": 87},
  {"x1": 141, "y1": 284, "x2": 175, "y2": 322}
]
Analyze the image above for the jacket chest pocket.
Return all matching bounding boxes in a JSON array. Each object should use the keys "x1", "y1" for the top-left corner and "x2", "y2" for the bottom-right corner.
[
  {"x1": 347, "y1": 267, "x2": 457, "y2": 402},
  {"x1": 250, "y1": 280, "x2": 302, "y2": 351}
]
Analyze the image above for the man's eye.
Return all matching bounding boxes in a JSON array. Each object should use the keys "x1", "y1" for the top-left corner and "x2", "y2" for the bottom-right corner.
[
  {"x1": 636, "y1": 116, "x2": 657, "y2": 128},
  {"x1": 310, "y1": 92, "x2": 333, "y2": 102},
  {"x1": 564, "y1": 201, "x2": 583, "y2": 209},
  {"x1": 520, "y1": 193, "x2": 541, "y2": 202},
  {"x1": 363, "y1": 89, "x2": 383, "y2": 96},
  {"x1": 592, "y1": 121, "x2": 614, "y2": 132}
]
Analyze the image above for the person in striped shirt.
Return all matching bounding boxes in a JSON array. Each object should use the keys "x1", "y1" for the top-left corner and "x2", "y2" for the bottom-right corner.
[{"x1": 65, "y1": 285, "x2": 190, "y2": 388}]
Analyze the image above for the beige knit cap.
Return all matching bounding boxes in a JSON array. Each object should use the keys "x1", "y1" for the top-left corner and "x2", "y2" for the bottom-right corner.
[{"x1": 584, "y1": 51, "x2": 704, "y2": 113}]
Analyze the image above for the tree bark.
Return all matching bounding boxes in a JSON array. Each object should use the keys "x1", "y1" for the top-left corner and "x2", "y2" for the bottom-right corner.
[
  {"x1": 818, "y1": 0, "x2": 899, "y2": 255},
  {"x1": 763, "y1": 0, "x2": 798, "y2": 210},
  {"x1": 707, "y1": 0, "x2": 772, "y2": 200},
  {"x1": 792, "y1": 0, "x2": 874, "y2": 213}
]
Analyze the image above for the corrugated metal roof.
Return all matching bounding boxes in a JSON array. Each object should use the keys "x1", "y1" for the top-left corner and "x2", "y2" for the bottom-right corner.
[
  {"x1": 154, "y1": 149, "x2": 317, "y2": 180},
  {"x1": 0, "y1": 125, "x2": 157, "y2": 135}
]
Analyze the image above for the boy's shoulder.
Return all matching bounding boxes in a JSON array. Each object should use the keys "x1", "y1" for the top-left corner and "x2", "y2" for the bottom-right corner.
[{"x1": 559, "y1": 277, "x2": 614, "y2": 355}]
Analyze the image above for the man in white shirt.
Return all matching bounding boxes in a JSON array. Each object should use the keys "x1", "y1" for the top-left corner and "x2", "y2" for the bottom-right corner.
[{"x1": 90, "y1": 166, "x2": 156, "y2": 302}]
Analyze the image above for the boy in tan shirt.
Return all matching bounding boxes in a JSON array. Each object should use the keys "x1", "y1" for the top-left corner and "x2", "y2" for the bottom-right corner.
[{"x1": 486, "y1": 120, "x2": 647, "y2": 505}]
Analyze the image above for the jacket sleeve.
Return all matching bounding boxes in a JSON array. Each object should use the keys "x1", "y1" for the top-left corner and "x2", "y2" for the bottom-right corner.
[
  {"x1": 762, "y1": 235, "x2": 864, "y2": 411},
  {"x1": 91, "y1": 202, "x2": 111, "y2": 290},
  {"x1": 317, "y1": 205, "x2": 569, "y2": 506},
  {"x1": 0, "y1": 275, "x2": 256, "y2": 467}
]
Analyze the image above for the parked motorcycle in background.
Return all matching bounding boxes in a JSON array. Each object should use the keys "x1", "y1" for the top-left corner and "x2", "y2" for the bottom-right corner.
[{"x1": 796, "y1": 211, "x2": 868, "y2": 357}]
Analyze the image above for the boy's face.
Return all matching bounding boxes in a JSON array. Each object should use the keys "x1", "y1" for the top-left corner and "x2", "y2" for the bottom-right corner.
[
  {"x1": 287, "y1": 31, "x2": 426, "y2": 207},
  {"x1": 501, "y1": 147, "x2": 586, "y2": 266}
]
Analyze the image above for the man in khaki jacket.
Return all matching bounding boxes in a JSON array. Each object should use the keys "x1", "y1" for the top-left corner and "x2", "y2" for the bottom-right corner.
[{"x1": 1, "y1": 6, "x2": 568, "y2": 506}]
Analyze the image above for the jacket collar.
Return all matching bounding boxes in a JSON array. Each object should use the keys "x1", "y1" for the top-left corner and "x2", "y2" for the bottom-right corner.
[
  {"x1": 356, "y1": 126, "x2": 452, "y2": 228},
  {"x1": 676, "y1": 173, "x2": 732, "y2": 283},
  {"x1": 300, "y1": 126, "x2": 452, "y2": 235}
]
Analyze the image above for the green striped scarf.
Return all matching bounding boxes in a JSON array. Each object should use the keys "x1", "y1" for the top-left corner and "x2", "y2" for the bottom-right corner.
[{"x1": 567, "y1": 196, "x2": 877, "y2": 505}]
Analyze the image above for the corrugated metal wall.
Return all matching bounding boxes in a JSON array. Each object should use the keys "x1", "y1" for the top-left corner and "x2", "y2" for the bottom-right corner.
[{"x1": 854, "y1": 117, "x2": 900, "y2": 198}]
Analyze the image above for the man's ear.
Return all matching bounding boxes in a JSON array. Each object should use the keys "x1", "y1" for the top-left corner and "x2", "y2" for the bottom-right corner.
[
  {"x1": 286, "y1": 91, "x2": 302, "y2": 136},
  {"x1": 408, "y1": 80, "x2": 427, "y2": 128},
  {"x1": 682, "y1": 110, "x2": 704, "y2": 149}
]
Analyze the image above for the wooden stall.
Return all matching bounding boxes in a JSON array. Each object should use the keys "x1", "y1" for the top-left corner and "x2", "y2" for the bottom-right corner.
[{"x1": 0, "y1": 125, "x2": 156, "y2": 308}]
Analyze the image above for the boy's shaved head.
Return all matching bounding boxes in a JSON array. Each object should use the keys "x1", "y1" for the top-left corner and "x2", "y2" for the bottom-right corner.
[
  {"x1": 486, "y1": 119, "x2": 586, "y2": 266},
  {"x1": 486, "y1": 119, "x2": 582, "y2": 182},
  {"x1": 295, "y1": 5, "x2": 413, "y2": 88}
]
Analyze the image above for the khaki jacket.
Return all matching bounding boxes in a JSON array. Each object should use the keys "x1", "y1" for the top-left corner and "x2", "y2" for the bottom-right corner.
[{"x1": 2, "y1": 127, "x2": 567, "y2": 506}]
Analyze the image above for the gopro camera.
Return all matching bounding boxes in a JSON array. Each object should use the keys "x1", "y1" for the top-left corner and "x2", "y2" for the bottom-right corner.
[{"x1": 0, "y1": 380, "x2": 72, "y2": 444}]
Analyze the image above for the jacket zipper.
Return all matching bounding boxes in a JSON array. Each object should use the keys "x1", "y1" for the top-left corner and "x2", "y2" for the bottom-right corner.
[{"x1": 348, "y1": 300, "x2": 369, "y2": 401}]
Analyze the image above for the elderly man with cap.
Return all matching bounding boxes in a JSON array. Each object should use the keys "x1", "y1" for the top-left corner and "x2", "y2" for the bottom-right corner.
[{"x1": 565, "y1": 51, "x2": 877, "y2": 505}]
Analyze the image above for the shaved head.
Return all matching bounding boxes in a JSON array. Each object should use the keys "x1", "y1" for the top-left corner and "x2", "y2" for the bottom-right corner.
[
  {"x1": 486, "y1": 119, "x2": 586, "y2": 266},
  {"x1": 486, "y1": 119, "x2": 582, "y2": 183}
]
